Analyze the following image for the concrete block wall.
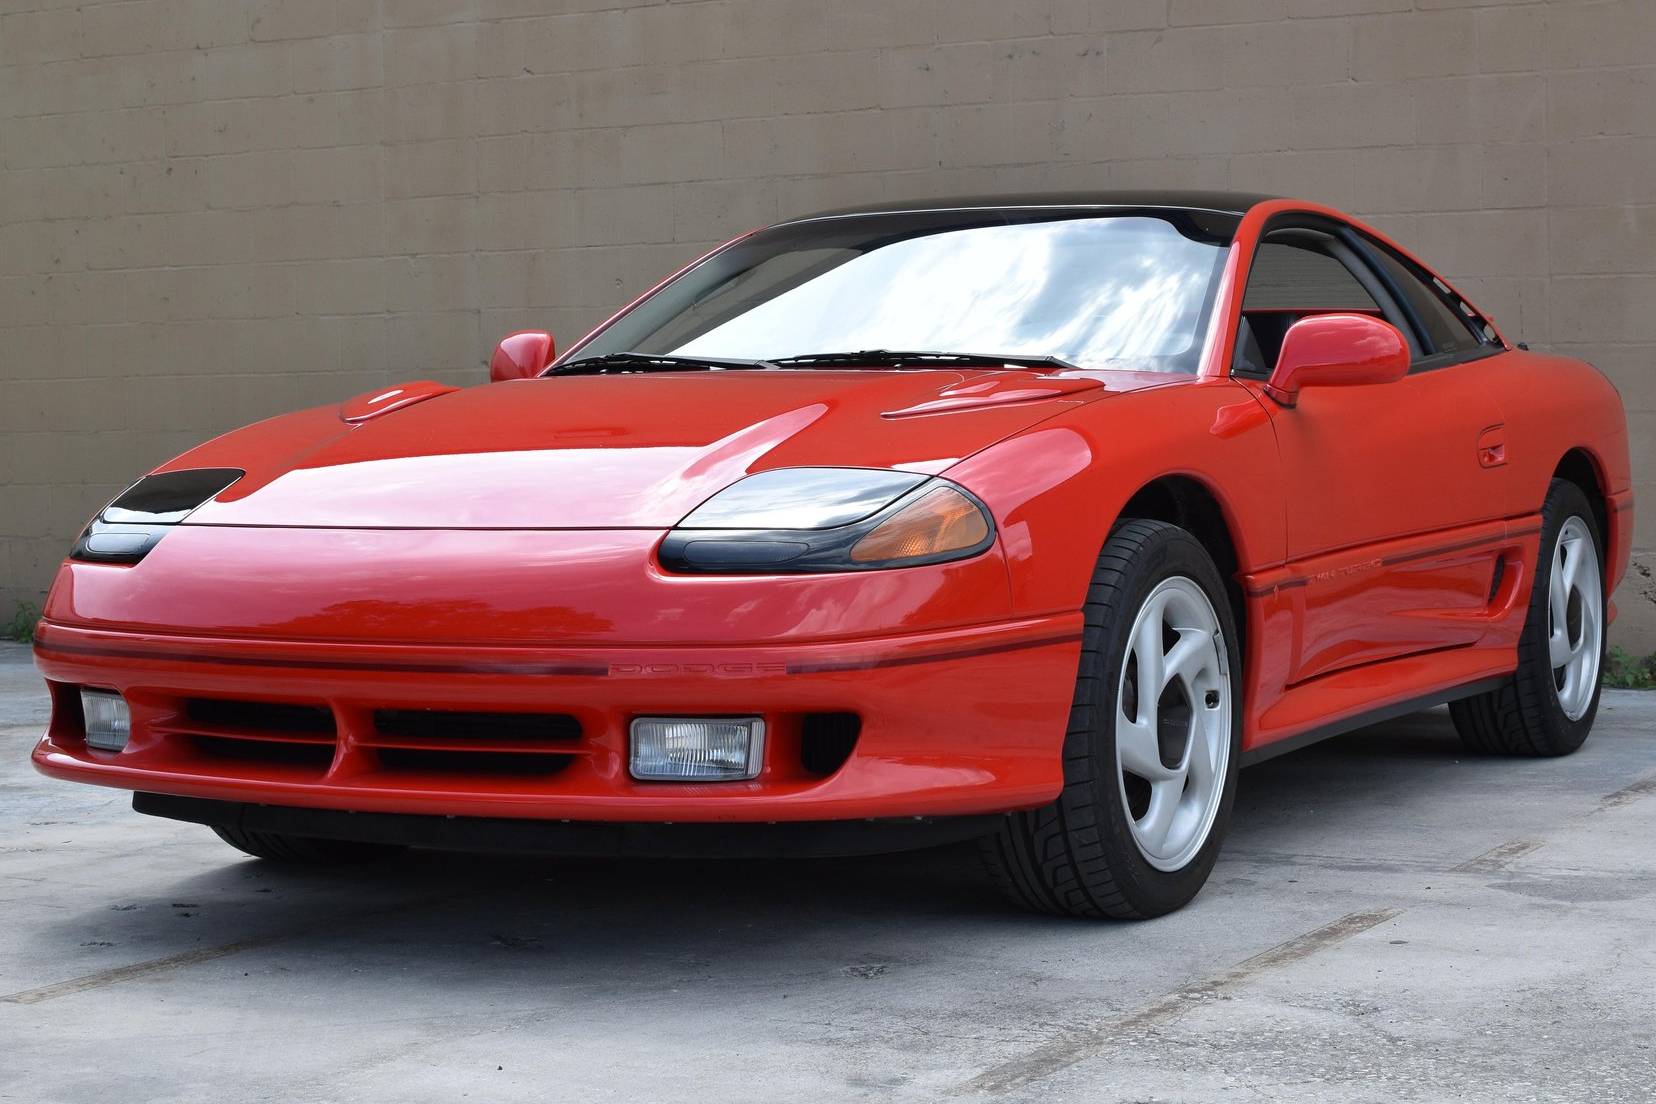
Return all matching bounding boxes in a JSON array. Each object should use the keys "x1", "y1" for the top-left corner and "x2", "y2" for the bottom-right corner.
[{"x1": 1, "y1": 0, "x2": 1652, "y2": 649}]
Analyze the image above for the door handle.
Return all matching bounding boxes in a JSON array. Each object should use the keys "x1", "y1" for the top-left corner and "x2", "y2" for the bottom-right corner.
[{"x1": 1477, "y1": 425, "x2": 1506, "y2": 469}]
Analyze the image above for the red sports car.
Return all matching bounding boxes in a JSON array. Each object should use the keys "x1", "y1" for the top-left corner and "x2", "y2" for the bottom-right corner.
[{"x1": 33, "y1": 192, "x2": 1633, "y2": 918}]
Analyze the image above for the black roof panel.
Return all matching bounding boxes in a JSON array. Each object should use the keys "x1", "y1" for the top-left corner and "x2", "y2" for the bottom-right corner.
[{"x1": 784, "y1": 190, "x2": 1281, "y2": 223}]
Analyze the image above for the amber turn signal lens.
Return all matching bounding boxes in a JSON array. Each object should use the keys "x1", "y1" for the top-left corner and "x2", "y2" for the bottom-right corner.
[{"x1": 850, "y1": 486, "x2": 990, "y2": 564}]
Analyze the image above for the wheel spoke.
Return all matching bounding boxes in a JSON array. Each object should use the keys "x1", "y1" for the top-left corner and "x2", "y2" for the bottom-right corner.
[
  {"x1": 1559, "y1": 537, "x2": 1584, "y2": 598},
  {"x1": 1187, "y1": 712, "x2": 1220, "y2": 790},
  {"x1": 1579, "y1": 583, "x2": 1600, "y2": 642},
  {"x1": 1549, "y1": 623, "x2": 1573, "y2": 668},
  {"x1": 1548, "y1": 550, "x2": 1568, "y2": 622},
  {"x1": 1136, "y1": 778, "x2": 1183, "y2": 854},
  {"x1": 1547, "y1": 550, "x2": 1571, "y2": 669},
  {"x1": 1117, "y1": 709, "x2": 1174, "y2": 781},
  {"x1": 1162, "y1": 629, "x2": 1211, "y2": 694},
  {"x1": 1131, "y1": 609, "x2": 1165, "y2": 716}
]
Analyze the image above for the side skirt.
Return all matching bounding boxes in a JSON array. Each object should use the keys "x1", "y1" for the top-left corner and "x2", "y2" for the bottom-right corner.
[{"x1": 1239, "y1": 675, "x2": 1507, "y2": 768}]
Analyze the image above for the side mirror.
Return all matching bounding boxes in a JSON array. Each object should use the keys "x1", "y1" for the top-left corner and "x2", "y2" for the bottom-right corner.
[
  {"x1": 489, "y1": 330, "x2": 555, "y2": 382},
  {"x1": 1263, "y1": 313, "x2": 1409, "y2": 407}
]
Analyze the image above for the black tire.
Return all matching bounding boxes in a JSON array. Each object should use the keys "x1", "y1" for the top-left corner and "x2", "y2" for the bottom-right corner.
[
  {"x1": 1450, "y1": 479, "x2": 1606, "y2": 756},
  {"x1": 211, "y1": 825, "x2": 406, "y2": 865},
  {"x1": 980, "y1": 519, "x2": 1242, "y2": 919}
]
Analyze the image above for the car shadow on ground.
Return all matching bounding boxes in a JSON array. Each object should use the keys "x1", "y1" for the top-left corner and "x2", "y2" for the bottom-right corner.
[{"x1": 19, "y1": 711, "x2": 1498, "y2": 991}]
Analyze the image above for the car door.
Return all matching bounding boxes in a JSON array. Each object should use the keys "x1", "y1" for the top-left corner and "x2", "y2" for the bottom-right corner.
[{"x1": 1233, "y1": 219, "x2": 1512, "y2": 685}]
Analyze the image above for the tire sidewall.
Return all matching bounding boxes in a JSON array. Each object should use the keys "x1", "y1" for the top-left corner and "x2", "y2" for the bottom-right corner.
[{"x1": 1082, "y1": 525, "x2": 1243, "y2": 916}]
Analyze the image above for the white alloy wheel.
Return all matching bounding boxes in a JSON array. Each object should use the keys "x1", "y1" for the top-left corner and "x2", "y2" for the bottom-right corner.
[
  {"x1": 1548, "y1": 515, "x2": 1603, "y2": 722},
  {"x1": 1115, "y1": 576, "x2": 1232, "y2": 872}
]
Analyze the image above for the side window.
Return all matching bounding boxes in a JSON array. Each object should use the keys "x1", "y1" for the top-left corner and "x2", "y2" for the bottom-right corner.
[
  {"x1": 1366, "y1": 243, "x2": 1486, "y2": 357},
  {"x1": 1234, "y1": 233, "x2": 1387, "y2": 376},
  {"x1": 1242, "y1": 242, "x2": 1382, "y2": 312}
]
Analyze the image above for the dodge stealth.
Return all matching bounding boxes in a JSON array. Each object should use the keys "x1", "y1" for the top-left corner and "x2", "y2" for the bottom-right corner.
[{"x1": 32, "y1": 192, "x2": 1633, "y2": 918}]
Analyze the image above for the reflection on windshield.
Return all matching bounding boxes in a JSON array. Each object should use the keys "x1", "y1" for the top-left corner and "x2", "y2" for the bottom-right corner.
[{"x1": 577, "y1": 214, "x2": 1230, "y2": 374}]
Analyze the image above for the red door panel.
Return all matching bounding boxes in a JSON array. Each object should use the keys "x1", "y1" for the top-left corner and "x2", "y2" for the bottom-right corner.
[{"x1": 1249, "y1": 363, "x2": 1512, "y2": 684}]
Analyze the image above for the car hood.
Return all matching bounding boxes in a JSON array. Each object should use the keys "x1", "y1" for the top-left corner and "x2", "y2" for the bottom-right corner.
[{"x1": 176, "y1": 369, "x2": 1158, "y2": 530}]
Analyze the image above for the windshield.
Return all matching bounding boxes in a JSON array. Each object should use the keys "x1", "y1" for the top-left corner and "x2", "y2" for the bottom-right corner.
[{"x1": 567, "y1": 210, "x2": 1234, "y2": 374}]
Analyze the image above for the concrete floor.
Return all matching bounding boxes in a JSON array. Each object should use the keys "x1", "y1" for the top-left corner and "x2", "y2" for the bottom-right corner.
[{"x1": 2, "y1": 641, "x2": 1653, "y2": 1103}]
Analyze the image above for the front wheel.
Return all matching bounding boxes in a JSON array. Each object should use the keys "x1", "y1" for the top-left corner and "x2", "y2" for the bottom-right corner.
[{"x1": 981, "y1": 519, "x2": 1242, "y2": 919}]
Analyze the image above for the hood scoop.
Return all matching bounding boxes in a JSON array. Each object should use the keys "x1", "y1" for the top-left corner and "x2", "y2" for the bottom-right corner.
[
  {"x1": 340, "y1": 380, "x2": 459, "y2": 423},
  {"x1": 882, "y1": 373, "x2": 1103, "y2": 419}
]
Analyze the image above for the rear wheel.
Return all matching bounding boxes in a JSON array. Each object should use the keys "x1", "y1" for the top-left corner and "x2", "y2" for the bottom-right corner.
[
  {"x1": 981, "y1": 519, "x2": 1241, "y2": 919},
  {"x1": 1450, "y1": 479, "x2": 1605, "y2": 756},
  {"x1": 212, "y1": 825, "x2": 406, "y2": 865}
]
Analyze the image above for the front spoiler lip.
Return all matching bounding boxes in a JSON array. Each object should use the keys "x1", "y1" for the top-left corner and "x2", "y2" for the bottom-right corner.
[
  {"x1": 134, "y1": 793, "x2": 1005, "y2": 858},
  {"x1": 31, "y1": 614, "x2": 1082, "y2": 824}
]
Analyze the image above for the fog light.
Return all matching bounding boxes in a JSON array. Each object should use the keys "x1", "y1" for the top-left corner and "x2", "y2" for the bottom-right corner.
[
  {"x1": 630, "y1": 716, "x2": 764, "y2": 781},
  {"x1": 80, "y1": 689, "x2": 131, "y2": 752}
]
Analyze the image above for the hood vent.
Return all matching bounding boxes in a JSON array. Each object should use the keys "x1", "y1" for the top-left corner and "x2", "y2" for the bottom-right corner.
[{"x1": 340, "y1": 380, "x2": 459, "y2": 423}]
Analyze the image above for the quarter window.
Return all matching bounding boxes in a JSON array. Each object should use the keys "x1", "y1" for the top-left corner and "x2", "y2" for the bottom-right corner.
[{"x1": 1367, "y1": 243, "x2": 1485, "y2": 356}]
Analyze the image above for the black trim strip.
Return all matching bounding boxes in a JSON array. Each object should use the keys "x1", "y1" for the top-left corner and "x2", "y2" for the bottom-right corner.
[
  {"x1": 1240, "y1": 675, "x2": 1507, "y2": 768},
  {"x1": 1246, "y1": 522, "x2": 1535, "y2": 597},
  {"x1": 35, "y1": 630, "x2": 1083, "y2": 679},
  {"x1": 1380, "y1": 532, "x2": 1508, "y2": 568},
  {"x1": 1405, "y1": 344, "x2": 1505, "y2": 376},
  {"x1": 785, "y1": 632, "x2": 1082, "y2": 675},
  {"x1": 35, "y1": 641, "x2": 609, "y2": 678}
]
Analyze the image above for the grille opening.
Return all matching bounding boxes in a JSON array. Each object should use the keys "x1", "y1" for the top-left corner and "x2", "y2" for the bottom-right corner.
[
  {"x1": 1488, "y1": 554, "x2": 1507, "y2": 604},
  {"x1": 186, "y1": 698, "x2": 335, "y2": 735},
  {"x1": 800, "y1": 712, "x2": 860, "y2": 777},
  {"x1": 373, "y1": 709, "x2": 582, "y2": 744},
  {"x1": 191, "y1": 736, "x2": 334, "y2": 769},
  {"x1": 374, "y1": 747, "x2": 574, "y2": 776}
]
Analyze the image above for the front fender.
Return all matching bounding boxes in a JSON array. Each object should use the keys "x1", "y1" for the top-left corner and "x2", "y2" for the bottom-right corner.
[{"x1": 944, "y1": 378, "x2": 1284, "y2": 616}]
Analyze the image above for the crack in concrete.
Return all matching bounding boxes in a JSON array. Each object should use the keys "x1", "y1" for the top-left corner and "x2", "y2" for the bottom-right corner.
[
  {"x1": 1452, "y1": 837, "x2": 1545, "y2": 874},
  {"x1": 958, "y1": 906, "x2": 1404, "y2": 1096},
  {"x1": 0, "y1": 891, "x2": 461, "y2": 1005},
  {"x1": 1, "y1": 933, "x2": 285, "y2": 1005},
  {"x1": 1598, "y1": 773, "x2": 1656, "y2": 811}
]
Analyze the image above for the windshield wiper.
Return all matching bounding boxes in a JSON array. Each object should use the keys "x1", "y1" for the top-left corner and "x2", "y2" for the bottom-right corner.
[
  {"x1": 550, "y1": 349, "x2": 1080, "y2": 376},
  {"x1": 767, "y1": 349, "x2": 1079, "y2": 370},
  {"x1": 548, "y1": 351, "x2": 777, "y2": 376}
]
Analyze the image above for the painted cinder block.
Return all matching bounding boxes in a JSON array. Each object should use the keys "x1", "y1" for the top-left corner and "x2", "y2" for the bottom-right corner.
[{"x1": 0, "y1": 0, "x2": 1651, "y2": 648}]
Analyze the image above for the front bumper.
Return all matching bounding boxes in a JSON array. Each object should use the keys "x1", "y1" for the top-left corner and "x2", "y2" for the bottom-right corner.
[{"x1": 32, "y1": 614, "x2": 1080, "y2": 823}]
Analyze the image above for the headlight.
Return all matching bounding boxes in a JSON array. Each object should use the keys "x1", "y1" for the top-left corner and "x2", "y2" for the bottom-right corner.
[
  {"x1": 674, "y1": 467, "x2": 927, "y2": 530},
  {"x1": 71, "y1": 468, "x2": 243, "y2": 565},
  {"x1": 659, "y1": 467, "x2": 995, "y2": 573}
]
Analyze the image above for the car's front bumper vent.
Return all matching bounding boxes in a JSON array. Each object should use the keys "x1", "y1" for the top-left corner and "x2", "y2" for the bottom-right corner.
[{"x1": 150, "y1": 700, "x2": 584, "y2": 779}]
